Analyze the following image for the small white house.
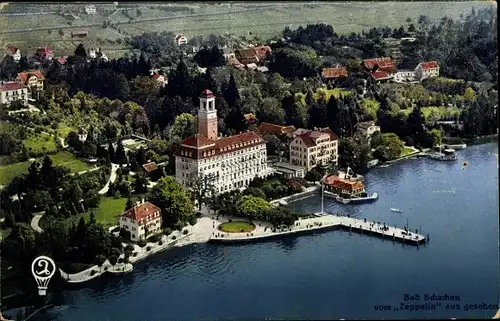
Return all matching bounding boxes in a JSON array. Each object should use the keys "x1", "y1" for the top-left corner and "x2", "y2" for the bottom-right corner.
[
  {"x1": 175, "y1": 34, "x2": 188, "y2": 46},
  {"x1": 119, "y1": 199, "x2": 163, "y2": 242},
  {"x1": 394, "y1": 70, "x2": 416, "y2": 82},
  {"x1": 0, "y1": 81, "x2": 29, "y2": 107},
  {"x1": 78, "y1": 128, "x2": 88, "y2": 142},
  {"x1": 85, "y1": 5, "x2": 96, "y2": 15},
  {"x1": 415, "y1": 61, "x2": 440, "y2": 81},
  {"x1": 6, "y1": 46, "x2": 21, "y2": 62},
  {"x1": 357, "y1": 121, "x2": 380, "y2": 139},
  {"x1": 152, "y1": 74, "x2": 168, "y2": 87}
]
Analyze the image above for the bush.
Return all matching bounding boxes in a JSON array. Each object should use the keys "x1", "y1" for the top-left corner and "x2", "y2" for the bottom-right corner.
[
  {"x1": 133, "y1": 252, "x2": 138, "y2": 257},
  {"x1": 125, "y1": 244, "x2": 134, "y2": 253},
  {"x1": 228, "y1": 219, "x2": 232, "y2": 223},
  {"x1": 187, "y1": 215, "x2": 197, "y2": 226},
  {"x1": 182, "y1": 229, "x2": 189, "y2": 235},
  {"x1": 158, "y1": 240, "x2": 163, "y2": 245},
  {"x1": 137, "y1": 240, "x2": 147, "y2": 247},
  {"x1": 195, "y1": 211, "x2": 202, "y2": 218},
  {"x1": 163, "y1": 228, "x2": 172, "y2": 236},
  {"x1": 171, "y1": 235, "x2": 177, "y2": 240},
  {"x1": 90, "y1": 270, "x2": 97, "y2": 276},
  {"x1": 146, "y1": 246, "x2": 152, "y2": 251}
]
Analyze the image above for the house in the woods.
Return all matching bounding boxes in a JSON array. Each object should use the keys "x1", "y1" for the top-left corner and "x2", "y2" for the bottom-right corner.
[
  {"x1": 363, "y1": 57, "x2": 397, "y2": 82},
  {"x1": 0, "y1": 81, "x2": 29, "y2": 107},
  {"x1": 289, "y1": 127, "x2": 339, "y2": 172},
  {"x1": 228, "y1": 57, "x2": 245, "y2": 70},
  {"x1": 56, "y1": 56, "x2": 68, "y2": 65},
  {"x1": 142, "y1": 161, "x2": 163, "y2": 180},
  {"x1": 321, "y1": 66, "x2": 348, "y2": 82},
  {"x1": 17, "y1": 70, "x2": 44, "y2": 99},
  {"x1": 152, "y1": 74, "x2": 168, "y2": 87},
  {"x1": 71, "y1": 30, "x2": 88, "y2": 38},
  {"x1": 34, "y1": 47, "x2": 53, "y2": 61},
  {"x1": 257, "y1": 122, "x2": 296, "y2": 139},
  {"x1": 175, "y1": 34, "x2": 188, "y2": 46},
  {"x1": 85, "y1": 4, "x2": 96, "y2": 14},
  {"x1": 78, "y1": 127, "x2": 88, "y2": 142},
  {"x1": 220, "y1": 45, "x2": 235, "y2": 60},
  {"x1": 88, "y1": 48, "x2": 108, "y2": 62},
  {"x1": 5, "y1": 45, "x2": 21, "y2": 62},
  {"x1": 235, "y1": 45, "x2": 271, "y2": 65},
  {"x1": 415, "y1": 61, "x2": 440, "y2": 81},
  {"x1": 244, "y1": 113, "x2": 257, "y2": 125},
  {"x1": 119, "y1": 199, "x2": 162, "y2": 242},
  {"x1": 356, "y1": 121, "x2": 380, "y2": 140}
]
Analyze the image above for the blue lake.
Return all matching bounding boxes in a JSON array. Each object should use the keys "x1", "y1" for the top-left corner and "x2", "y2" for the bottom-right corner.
[{"x1": 31, "y1": 143, "x2": 498, "y2": 320}]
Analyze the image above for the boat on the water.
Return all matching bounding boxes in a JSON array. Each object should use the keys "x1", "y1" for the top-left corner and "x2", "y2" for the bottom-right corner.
[
  {"x1": 428, "y1": 146, "x2": 458, "y2": 161},
  {"x1": 444, "y1": 143, "x2": 467, "y2": 150},
  {"x1": 391, "y1": 208, "x2": 403, "y2": 213}
]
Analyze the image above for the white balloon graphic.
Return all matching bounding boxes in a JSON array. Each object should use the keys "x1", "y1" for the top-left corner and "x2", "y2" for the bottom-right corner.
[{"x1": 31, "y1": 256, "x2": 56, "y2": 296}]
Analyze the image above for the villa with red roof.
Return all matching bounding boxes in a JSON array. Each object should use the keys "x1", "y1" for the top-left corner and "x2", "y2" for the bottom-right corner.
[
  {"x1": 0, "y1": 81, "x2": 29, "y2": 107},
  {"x1": 174, "y1": 89, "x2": 272, "y2": 194},
  {"x1": 415, "y1": 60, "x2": 440, "y2": 81},
  {"x1": 17, "y1": 70, "x2": 44, "y2": 99},
  {"x1": 5, "y1": 45, "x2": 21, "y2": 62},
  {"x1": 175, "y1": 34, "x2": 188, "y2": 46},
  {"x1": 321, "y1": 66, "x2": 348, "y2": 81},
  {"x1": 151, "y1": 73, "x2": 168, "y2": 87},
  {"x1": 119, "y1": 199, "x2": 162, "y2": 242},
  {"x1": 363, "y1": 57, "x2": 397, "y2": 82},
  {"x1": 289, "y1": 127, "x2": 339, "y2": 171},
  {"x1": 34, "y1": 47, "x2": 53, "y2": 61}
]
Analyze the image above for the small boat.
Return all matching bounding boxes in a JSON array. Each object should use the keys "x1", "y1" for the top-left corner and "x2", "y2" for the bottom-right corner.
[
  {"x1": 379, "y1": 164, "x2": 390, "y2": 168},
  {"x1": 391, "y1": 208, "x2": 403, "y2": 213},
  {"x1": 444, "y1": 143, "x2": 467, "y2": 150},
  {"x1": 428, "y1": 148, "x2": 458, "y2": 161}
]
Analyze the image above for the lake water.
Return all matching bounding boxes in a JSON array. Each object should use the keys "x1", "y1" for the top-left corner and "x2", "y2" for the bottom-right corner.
[{"x1": 25, "y1": 143, "x2": 499, "y2": 320}]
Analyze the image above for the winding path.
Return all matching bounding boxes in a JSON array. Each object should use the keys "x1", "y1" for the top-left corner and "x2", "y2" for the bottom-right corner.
[
  {"x1": 98, "y1": 163, "x2": 119, "y2": 195},
  {"x1": 30, "y1": 212, "x2": 45, "y2": 233}
]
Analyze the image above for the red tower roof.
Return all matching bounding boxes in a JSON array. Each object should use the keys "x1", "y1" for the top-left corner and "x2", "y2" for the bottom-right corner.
[{"x1": 200, "y1": 89, "x2": 215, "y2": 98}]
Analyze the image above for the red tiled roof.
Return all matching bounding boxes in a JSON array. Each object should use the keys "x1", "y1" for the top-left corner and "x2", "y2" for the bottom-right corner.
[
  {"x1": 321, "y1": 67, "x2": 348, "y2": 79},
  {"x1": 0, "y1": 81, "x2": 26, "y2": 92},
  {"x1": 6, "y1": 45, "x2": 18, "y2": 54},
  {"x1": 176, "y1": 131, "x2": 265, "y2": 160},
  {"x1": 363, "y1": 57, "x2": 393, "y2": 70},
  {"x1": 419, "y1": 61, "x2": 439, "y2": 70},
  {"x1": 120, "y1": 201, "x2": 161, "y2": 225},
  {"x1": 254, "y1": 45, "x2": 272, "y2": 60},
  {"x1": 258, "y1": 122, "x2": 296, "y2": 136},
  {"x1": 295, "y1": 128, "x2": 339, "y2": 147},
  {"x1": 17, "y1": 70, "x2": 44, "y2": 83},
  {"x1": 371, "y1": 71, "x2": 393, "y2": 80},
  {"x1": 36, "y1": 47, "x2": 52, "y2": 56},
  {"x1": 200, "y1": 89, "x2": 215, "y2": 98},
  {"x1": 323, "y1": 175, "x2": 365, "y2": 191},
  {"x1": 142, "y1": 162, "x2": 158, "y2": 172},
  {"x1": 56, "y1": 56, "x2": 68, "y2": 65}
]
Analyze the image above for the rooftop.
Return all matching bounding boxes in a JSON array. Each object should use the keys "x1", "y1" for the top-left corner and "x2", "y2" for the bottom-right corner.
[
  {"x1": 323, "y1": 174, "x2": 365, "y2": 191},
  {"x1": 0, "y1": 81, "x2": 26, "y2": 92},
  {"x1": 142, "y1": 162, "x2": 158, "y2": 172},
  {"x1": 321, "y1": 66, "x2": 348, "y2": 79},
  {"x1": 120, "y1": 201, "x2": 160, "y2": 223},
  {"x1": 17, "y1": 70, "x2": 44, "y2": 82},
  {"x1": 257, "y1": 122, "x2": 296, "y2": 136},
  {"x1": 295, "y1": 128, "x2": 338, "y2": 147}
]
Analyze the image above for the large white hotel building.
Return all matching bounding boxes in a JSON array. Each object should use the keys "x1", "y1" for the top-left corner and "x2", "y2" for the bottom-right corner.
[{"x1": 174, "y1": 89, "x2": 272, "y2": 193}]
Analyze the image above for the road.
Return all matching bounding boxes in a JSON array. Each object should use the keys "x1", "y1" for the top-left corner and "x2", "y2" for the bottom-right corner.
[
  {"x1": 30, "y1": 213, "x2": 45, "y2": 233},
  {"x1": 98, "y1": 163, "x2": 119, "y2": 195}
]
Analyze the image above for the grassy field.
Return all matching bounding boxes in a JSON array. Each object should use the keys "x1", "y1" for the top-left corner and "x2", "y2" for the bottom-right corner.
[
  {"x1": 55, "y1": 124, "x2": 77, "y2": 138},
  {"x1": 39, "y1": 195, "x2": 147, "y2": 230},
  {"x1": 23, "y1": 133, "x2": 58, "y2": 153},
  {"x1": 401, "y1": 147, "x2": 416, "y2": 157},
  {"x1": 0, "y1": 151, "x2": 93, "y2": 185},
  {"x1": 1, "y1": 2, "x2": 495, "y2": 57},
  {"x1": 218, "y1": 221, "x2": 256, "y2": 233},
  {"x1": 401, "y1": 106, "x2": 462, "y2": 120}
]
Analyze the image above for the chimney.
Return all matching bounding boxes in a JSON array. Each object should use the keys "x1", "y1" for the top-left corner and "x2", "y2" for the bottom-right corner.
[{"x1": 142, "y1": 198, "x2": 145, "y2": 204}]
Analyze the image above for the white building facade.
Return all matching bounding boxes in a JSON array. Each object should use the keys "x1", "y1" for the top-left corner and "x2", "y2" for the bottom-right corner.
[
  {"x1": 175, "y1": 90, "x2": 272, "y2": 194},
  {"x1": 0, "y1": 82, "x2": 29, "y2": 107},
  {"x1": 119, "y1": 199, "x2": 162, "y2": 242},
  {"x1": 85, "y1": 5, "x2": 96, "y2": 14},
  {"x1": 289, "y1": 128, "x2": 339, "y2": 172},
  {"x1": 415, "y1": 61, "x2": 440, "y2": 81}
]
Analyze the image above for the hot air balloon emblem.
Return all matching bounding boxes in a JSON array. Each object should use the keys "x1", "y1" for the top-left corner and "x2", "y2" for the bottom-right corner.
[{"x1": 31, "y1": 256, "x2": 56, "y2": 296}]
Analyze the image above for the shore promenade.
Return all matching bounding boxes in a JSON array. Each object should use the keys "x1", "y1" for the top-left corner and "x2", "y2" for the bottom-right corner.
[{"x1": 209, "y1": 213, "x2": 426, "y2": 244}]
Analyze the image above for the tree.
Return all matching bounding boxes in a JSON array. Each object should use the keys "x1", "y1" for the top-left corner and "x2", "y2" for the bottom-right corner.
[
  {"x1": 150, "y1": 176, "x2": 195, "y2": 227},
  {"x1": 170, "y1": 113, "x2": 197, "y2": 139},
  {"x1": 427, "y1": 128, "x2": 443, "y2": 147},
  {"x1": 114, "y1": 140, "x2": 128, "y2": 165},
  {"x1": 135, "y1": 147, "x2": 147, "y2": 166},
  {"x1": 237, "y1": 196, "x2": 270, "y2": 219},
  {"x1": 189, "y1": 173, "x2": 217, "y2": 211},
  {"x1": 74, "y1": 43, "x2": 87, "y2": 58},
  {"x1": 193, "y1": 46, "x2": 225, "y2": 68},
  {"x1": 107, "y1": 142, "x2": 115, "y2": 163},
  {"x1": 304, "y1": 169, "x2": 323, "y2": 182},
  {"x1": 340, "y1": 134, "x2": 372, "y2": 174},
  {"x1": 375, "y1": 133, "x2": 404, "y2": 161},
  {"x1": 125, "y1": 197, "x2": 134, "y2": 211}
]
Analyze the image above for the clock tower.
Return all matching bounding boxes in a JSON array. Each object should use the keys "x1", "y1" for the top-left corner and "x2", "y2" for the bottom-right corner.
[{"x1": 198, "y1": 89, "x2": 218, "y2": 140}]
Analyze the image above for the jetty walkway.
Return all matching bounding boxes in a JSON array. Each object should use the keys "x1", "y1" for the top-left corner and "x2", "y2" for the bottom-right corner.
[{"x1": 209, "y1": 213, "x2": 426, "y2": 245}]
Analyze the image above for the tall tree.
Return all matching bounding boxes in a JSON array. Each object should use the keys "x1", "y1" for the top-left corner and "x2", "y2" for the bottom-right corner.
[
  {"x1": 150, "y1": 176, "x2": 195, "y2": 227},
  {"x1": 74, "y1": 43, "x2": 87, "y2": 58},
  {"x1": 223, "y1": 73, "x2": 241, "y2": 108}
]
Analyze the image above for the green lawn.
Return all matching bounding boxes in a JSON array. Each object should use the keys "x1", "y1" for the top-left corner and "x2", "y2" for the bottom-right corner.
[
  {"x1": 55, "y1": 125, "x2": 76, "y2": 138},
  {"x1": 40, "y1": 195, "x2": 146, "y2": 230},
  {"x1": 0, "y1": 161, "x2": 30, "y2": 185},
  {"x1": 400, "y1": 106, "x2": 462, "y2": 120},
  {"x1": 51, "y1": 151, "x2": 93, "y2": 173},
  {"x1": 0, "y1": 151, "x2": 93, "y2": 185},
  {"x1": 219, "y1": 221, "x2": 256, "y2": 233},
  {"x1": 23, "y1": 133, "x2": 58, "y2": 153},
  {"x1": 401, "y1": 147, "x2": 415, "y2": 157}
]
